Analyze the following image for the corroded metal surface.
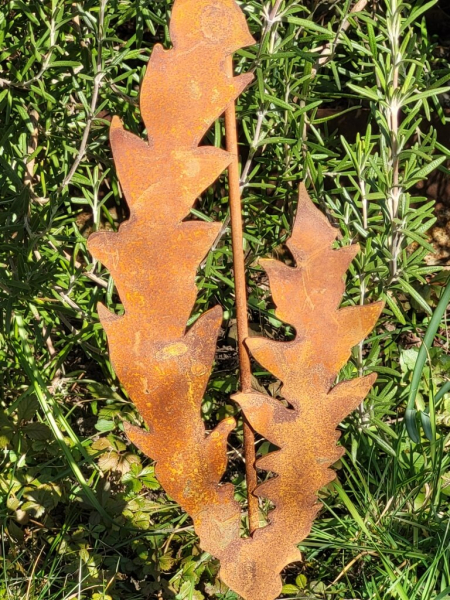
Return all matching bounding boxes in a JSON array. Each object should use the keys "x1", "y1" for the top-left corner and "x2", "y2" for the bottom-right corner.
[
  {"x1": 226, "y1": 185, "x2": 384, "y2": 600},
  {"x1": 88, "y1": 0, "x2": 254, "y2": 559},
  {"x1": 88, "y1": 1, "x2": 383, "y2": 598}
]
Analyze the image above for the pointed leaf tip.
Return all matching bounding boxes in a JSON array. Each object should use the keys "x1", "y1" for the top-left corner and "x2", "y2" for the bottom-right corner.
[{"x1": 288, "y1": 185, "x2": 338, "y2": 259}]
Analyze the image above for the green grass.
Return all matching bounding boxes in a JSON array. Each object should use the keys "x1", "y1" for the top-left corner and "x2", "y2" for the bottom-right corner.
[{"x1": 1, "y1": 0, "x2": 450, "y2": 598}]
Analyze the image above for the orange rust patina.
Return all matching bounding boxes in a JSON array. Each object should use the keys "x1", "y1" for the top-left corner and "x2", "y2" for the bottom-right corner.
[
  {"x1": 224, "y1": 185, "x2": 384, "y2": 599},
  {"x1": 88, "y1": 0, "x2": 254, "y2": 558},
  {"x1": 88, "y1": 2, "x2": 383, "y2": 599}
]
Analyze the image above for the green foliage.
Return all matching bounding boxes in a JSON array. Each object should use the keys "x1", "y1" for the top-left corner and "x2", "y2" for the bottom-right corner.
[{"x1": 1, "y1": 0, "x2": 450, "y2": 598}]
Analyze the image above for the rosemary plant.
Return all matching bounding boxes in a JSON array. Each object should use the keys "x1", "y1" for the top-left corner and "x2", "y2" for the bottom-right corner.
[{"x1": 1, "y1": 0, "x2": 450, "y2": 598}]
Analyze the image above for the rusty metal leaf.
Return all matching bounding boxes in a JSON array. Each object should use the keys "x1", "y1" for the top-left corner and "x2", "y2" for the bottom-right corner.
[
  {"x1": 88, "y1": 0, "x2": 254, "y2": 559},
  {"x1": 225, "y1": 184, "x2": 384, "y2": 600},
  {"x1": 88, "y1": 2, "x2": 383, "y2": 598}
]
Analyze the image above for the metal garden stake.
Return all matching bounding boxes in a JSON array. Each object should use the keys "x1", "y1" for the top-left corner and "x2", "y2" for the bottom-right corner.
[{"x1": 88, "y1": 1, "x2": 383, "y2": 598}]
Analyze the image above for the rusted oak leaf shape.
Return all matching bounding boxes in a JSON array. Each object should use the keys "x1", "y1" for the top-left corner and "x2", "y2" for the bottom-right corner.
[
  {"x1": 88, "y1": 0, "x2": 383, "y2": 596},
  {"x1": 88, "y1": 0, "x2": 254, "y2": 558},
  {"x1": 220, "y1": 185, "x2": 384, "y2": 600}
]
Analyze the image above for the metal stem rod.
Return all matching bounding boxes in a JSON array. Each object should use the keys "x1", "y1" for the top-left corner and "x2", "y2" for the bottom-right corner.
[{"x1": 224, "y1": 55, "x2": 259, "y2": 535}]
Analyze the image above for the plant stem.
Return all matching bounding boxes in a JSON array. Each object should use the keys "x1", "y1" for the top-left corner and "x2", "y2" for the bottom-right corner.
[
  {"x1": 225, "y1": 55, "x2": 259, "y2": 535},
  {"x1": 357, "y1": 174, "x2": 370, "y2": 424},
  {"x1": 357, "y1": 276, "x2": 370, "y2": 425},
  {"x1": 387, "y1": 0, "x2": 402, "y2": 280},
  {"x1": 311, "y1": 0, "x2": 369, "y2": 77},
  {"x1": 59, "y1": 0, "x2": 107, "y2": 192},
  {"x1": 389, "y1": 77, "x2": 400, "y2": 279}
]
